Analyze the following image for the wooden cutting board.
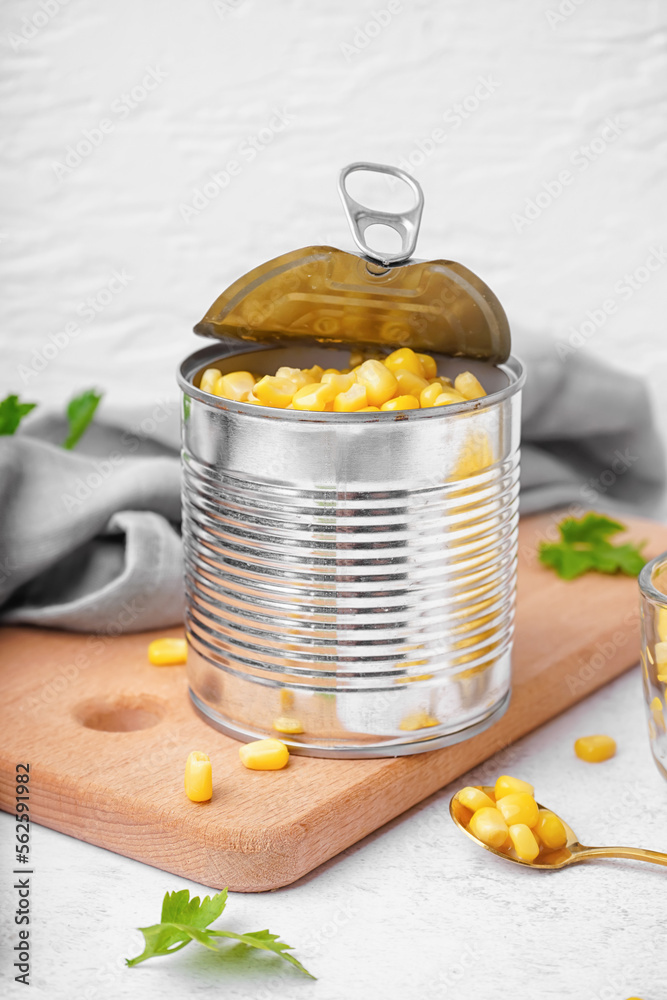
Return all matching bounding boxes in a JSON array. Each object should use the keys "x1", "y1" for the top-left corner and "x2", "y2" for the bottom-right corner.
[{"x1": 0, "y1": 512, "x2": 663, "y2": 892}]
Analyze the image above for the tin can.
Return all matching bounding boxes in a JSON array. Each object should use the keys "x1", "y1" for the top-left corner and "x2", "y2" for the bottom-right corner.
[
  {"x1": 179, "y1": 341, "x2": 523, "y2": 757},
  {"x1": 179, "y1": 162, "x2": 524, "y2": 757}
]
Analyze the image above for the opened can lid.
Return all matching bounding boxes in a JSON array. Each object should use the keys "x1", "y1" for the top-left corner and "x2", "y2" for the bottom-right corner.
[{"x1": 193, "y1": 163, "x2": 510, "y2": 363}]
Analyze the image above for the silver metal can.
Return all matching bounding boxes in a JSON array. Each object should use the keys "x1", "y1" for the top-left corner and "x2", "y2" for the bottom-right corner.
[{"x1": 178, "y1": 341, "x2": 524, "y2": 757}]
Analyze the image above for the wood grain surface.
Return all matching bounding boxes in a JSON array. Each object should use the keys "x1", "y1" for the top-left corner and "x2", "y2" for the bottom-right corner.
[{"x1": 1, "y1": 512, "x2": 663, "y2": 892}]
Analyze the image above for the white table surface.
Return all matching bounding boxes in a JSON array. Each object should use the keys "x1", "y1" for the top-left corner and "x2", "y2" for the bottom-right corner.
[{"x1": 2, "y1": 666, "x2": 667, "y2": 1000}]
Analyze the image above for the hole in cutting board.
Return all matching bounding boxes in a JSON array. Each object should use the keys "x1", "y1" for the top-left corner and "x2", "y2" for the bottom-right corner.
[{"x1": 74, "y1": 695, "x2": 164, "y2": 732}]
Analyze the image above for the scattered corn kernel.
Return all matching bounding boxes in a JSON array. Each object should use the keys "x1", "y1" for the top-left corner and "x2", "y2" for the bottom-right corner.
[
  {"x1": 457, "y1": 786, "x2": 496, "y2": 812},
  {"x1": 200, "y1": 367, "x2": 222, "y2": 394},
  {"x1": 148, "y1": 637, "x2": 187, "y2": 666},
  {"x1": 496, "y1": 791, "x2": 539, "y2": 828},
  {"x1": 184, "y1": 750, "x2": 212, "y2": 802},
  {"x1": 508, "y1": 823, "x2": 540, "y2": 861},
  {"x1": 239, "y1": 738, "x2": 290, "y2": 770},
  {"x1": 574, "y1": 734, "x2": 617, "y2": 762},
  {"x1": 494, "y1": 775, "x2": 535, "y2": 800},
  {"x1": 359, "y1": 405, "x2": 379, "y2": 411},
  {"x1": 534, "y1": 809, "x2": 568, "y2": 850},
  {"x1": 468, "y1": 807, "x2": 509, "y2": 849},
  {"x1": 272, "y1": 716, "x2": 304, "y2": 735},
  {"x1": 455, "y1": 371, "x2": 487, "y2": 400}
]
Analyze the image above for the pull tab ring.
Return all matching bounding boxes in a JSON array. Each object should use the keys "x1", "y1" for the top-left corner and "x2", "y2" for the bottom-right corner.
[{"x1": 338, "y1": 162, "x2": 424, "y2": 266}]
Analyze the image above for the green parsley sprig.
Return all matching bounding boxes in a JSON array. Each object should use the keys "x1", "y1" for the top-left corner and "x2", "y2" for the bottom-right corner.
[
  {"x1": 0, "y1": 394, "x2": 37, "y2": 435},
  {"x1": 62, "y1": 388, "x2": 103, "y2": 449},
  {"x1": 126, "y1": 888, "x2": 314, "y2": 979},
  {"x1": 538, "y1": 512, "x2": 646, "y2": 581},
  {"x1": 0, "y1": 388, "x2": 103, "y2": 447}
]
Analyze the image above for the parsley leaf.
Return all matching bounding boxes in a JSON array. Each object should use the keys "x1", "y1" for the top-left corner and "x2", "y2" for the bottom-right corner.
[
  {"x1": 126, "y1": 888, "x2": 314, "y2": 979},
  {"x1": 0, "y1": 394, "x2": 37, "y2": 435},
  {"x1": 538, "y1": 512, "x2": 646, "y2": 581},
  {"x1": 62, "y1": 389, "x2": 102, "y2": 449}
]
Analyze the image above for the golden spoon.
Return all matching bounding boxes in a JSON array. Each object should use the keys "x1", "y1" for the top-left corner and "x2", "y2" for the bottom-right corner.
[{"x1": 450, "y1": 786, "x2": 667, "y2": 869}]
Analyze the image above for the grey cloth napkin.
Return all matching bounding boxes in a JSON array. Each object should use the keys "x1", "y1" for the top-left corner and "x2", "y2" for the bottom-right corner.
[{"x1": 1, "y1": 345, "x2": 663, "y2": 633}]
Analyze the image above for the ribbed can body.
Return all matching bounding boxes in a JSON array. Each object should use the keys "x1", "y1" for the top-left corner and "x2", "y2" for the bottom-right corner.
[{"x1": 179, "y1": 344, "x2": 524, "y2": 757}]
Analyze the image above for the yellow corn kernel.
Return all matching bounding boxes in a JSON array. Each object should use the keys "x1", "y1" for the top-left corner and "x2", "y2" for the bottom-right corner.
[
  {"x1": 280, "y1": 689, "x2": 294, "y2": 711},
  {"x1": 534, "y1": 809, "x2": 568, "y2": 850},
  {"x1": 254, "y1": 376, "x2": 297, "y2": 408},
  {"x1": 457, "y1": 786, "x2": 496, "y2": 812},
  {"x1": 148, "y1": 637, "x2": 187, "y2": 665},
  {"x1": 394, "y1": 368, "x2": 429, "y2": 397},
  {"x1": 494, "y1": 775, "x2": 534, "y2": 800},
  {"x1": 239, "y1": 738, "x2": 290, "y2": 770},
  {"x1": 651, "y1": 698, "x2": 666, "y2": 733},
  {"x1": 214, "y1": 371, "x2": 256, "y2": 402},
  {"x1": 416, "y1": 353, "x2": 437, "y2": 379},
  {"x1": 495, "y1": 791, "x2": 539, "y2": 828},
  {"x1": 184, "y1": 750, "x2": 212, "y2": 802},
  {"x1": 303, "y1": 364, "x2": 324, "y2": 382},
  {"x1": 349, "y1": 349, "x2": 365, "y2": 368},
  {"x1": 333, "y1": 383, "x2": 368, "y2": 412},
  {"x1": 273, "y1": 716, "x2": 304, "y2": 735},
  {"x1": 321, "y1": 372, "x2": 356, "y2": 393},
  {"x1": 275, "y1": 366, "x2": 311, "y2": 390},
  {"x1": 658, "y1": 607, "x2": 667, "y2": 641},
  {"x1": 356, "y1": 359, "x2": 398, "y2": 406},
  {"x1": 468, "y1": 807, "x2": 509, "y2": 849},
  {"x1": 420, "y1": 383, "x2": 443, "y2": 408},
  {"x1": 398, "y1": 710, "x2": 439, "y2": 730},
  {"x1": 434, "y1": 390, "x2": 467, "y2": 406},
  {"x1": 430, "y1": 375, "x2": 453, "y2": 387},
  {"x1": 655, "y1": 641, "x2": 667, "y2": 667},
  {"x1": 359, "y1": 405, "x2": 380, "y2": 411},
  {"x1": 381, "y1": 395, "x2": 420, "y2": 411},
  {"x1": 574, "y1": 734, "x2": 617, "y2": 762},
  {"x1": 292, "y1": 382, "x2": 337, "y2": 411},
  {"x1": 508, "y1": 823, "x2": 540, "y2": 861},
  {"x1": 454, "y1": 371, "x2": 487, "y2": 400},
  {"x1": 384, "y1": 347, "x2": 425, "y2": 378},
  {"x1": 200, "y1": 367, "x2": 222, "y2": 394}
]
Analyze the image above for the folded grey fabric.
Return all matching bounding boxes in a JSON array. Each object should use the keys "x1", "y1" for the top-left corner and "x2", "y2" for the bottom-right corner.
[{"x1": 1, "y1": 345, "x2": 663, "y2": 633}]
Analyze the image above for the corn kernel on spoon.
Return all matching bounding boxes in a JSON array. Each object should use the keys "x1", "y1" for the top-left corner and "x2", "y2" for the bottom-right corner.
[{"x1": 450, "y1": 786, "x2": 667, "y2": 869}]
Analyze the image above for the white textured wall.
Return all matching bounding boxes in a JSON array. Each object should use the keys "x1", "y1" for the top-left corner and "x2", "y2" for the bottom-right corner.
[{"x1": 2, "y1": 0, "x2": 666, "y2": 430}]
